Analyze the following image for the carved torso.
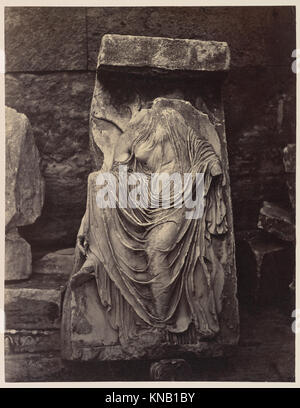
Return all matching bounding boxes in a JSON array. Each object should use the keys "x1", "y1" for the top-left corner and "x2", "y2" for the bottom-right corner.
[{"x1": 134, "y1": 138, "x2": 180, "y2": 174}]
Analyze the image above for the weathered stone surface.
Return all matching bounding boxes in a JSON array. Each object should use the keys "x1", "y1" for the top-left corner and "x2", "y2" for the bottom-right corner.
[
  {"x1": 98, "y1": 34, "x2": 230, "y2": 73},
  {"x1": 87, "y1": 7, "x2": 295, "y2": 70},
  {"x1": 33, "y1": 248, "x2": 74, "y2": 277},
  {"x1": 5, "y1": 229, "x2": 31, "y2": 281},
  {"x1": 5, "y1": 106, "x2": 44, "y2": 230},
  {"x1": 5, "y1": 329, "x2": 60, "y2": 354},
  {"x1": 150, "y1": 359, "x2": 192, "y2": 381},
  {"x1": 63, "y1": 278, "x2": 225, "y2": 362},
  {"x1": 5, "y1": 7, "x2": 87, "y2": 72},
  {"x1": 258, "y1": 201, "x2": 295, "y2": 242},
  {"x1": 5, "y1": 73, "x2": 95, "y2": 249},
  {"x1": 5, "y1": 274, "x2": 67, "y2": 329}
]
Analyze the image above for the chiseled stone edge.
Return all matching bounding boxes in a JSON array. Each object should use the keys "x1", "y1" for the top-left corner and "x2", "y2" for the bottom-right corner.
[
  {"x1": 98, "y1": 34, "x2": 230, "y2": 73},
  {"x1": 68, "y1": 341, "x2": 227, "y2": 362}
]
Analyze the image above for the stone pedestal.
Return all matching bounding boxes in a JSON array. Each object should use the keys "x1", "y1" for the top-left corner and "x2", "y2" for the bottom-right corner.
[{"x1": 62, "y1": 34, "x2": 239, "y2": 362}]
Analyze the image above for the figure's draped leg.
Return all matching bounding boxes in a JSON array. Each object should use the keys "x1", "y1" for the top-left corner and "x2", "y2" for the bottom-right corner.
[
  {"x1": 147, "y1": 247, "x2": 172, "y2": 318},
  {"x1": 146, "y1": 220, "x2": 179, "y2": 319}
]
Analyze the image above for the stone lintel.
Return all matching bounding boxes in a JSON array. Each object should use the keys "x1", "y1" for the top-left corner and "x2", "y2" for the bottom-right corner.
[{"x1": 98, "y1": 34, "x2": 230, "y2": 73}]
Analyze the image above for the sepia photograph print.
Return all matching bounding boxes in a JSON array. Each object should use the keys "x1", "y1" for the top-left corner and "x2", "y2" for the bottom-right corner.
[{"x1": 2, "y1": 3, "x2": 297, "y2": 385}]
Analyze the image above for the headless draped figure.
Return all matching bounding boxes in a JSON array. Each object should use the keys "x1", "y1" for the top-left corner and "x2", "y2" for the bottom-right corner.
[{"x1": 69, "y1": 105, "x2": 227, "y2": 342}]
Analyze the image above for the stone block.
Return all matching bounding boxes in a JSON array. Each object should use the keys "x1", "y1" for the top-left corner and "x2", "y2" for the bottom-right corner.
[
  {"x1": 98, "y1": 34, "x2": 230, "y2": 73},
  {"x1": 5, "y1": 229, "x2": 31, "y2": 281},
  {"x1": 5, "y1": 106, "x2": 44, "y2": 230},
  {"x1": 62, "y1": 34, "x2": 239, "y2": 362},
  {"x1": 5, "y1": 106, "x2": 44, "y2": 280},
  {"x1": 33, "y1": 248, "x2": 75, "y2": 277},
  {"x1": 5, "y1": 274, "x2": 67, "y2": 330}
]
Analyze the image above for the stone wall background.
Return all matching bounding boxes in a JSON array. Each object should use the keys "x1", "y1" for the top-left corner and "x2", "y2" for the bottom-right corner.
[{"x1": 5, "y1": 6, "x2": 296, "y2": 254}]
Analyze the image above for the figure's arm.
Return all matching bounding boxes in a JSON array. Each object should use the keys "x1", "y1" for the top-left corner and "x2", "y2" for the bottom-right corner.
[
  {"x1": 206, "y1": 159, "x2": 227, "y2": 235},
  {"x1": 76, "y1": 172, "x2": 94, "y2": 256},
  {"x1": 77, "y1": 215, "x2": 88, "y2": 256}
]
